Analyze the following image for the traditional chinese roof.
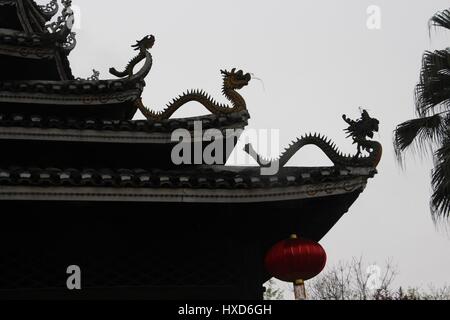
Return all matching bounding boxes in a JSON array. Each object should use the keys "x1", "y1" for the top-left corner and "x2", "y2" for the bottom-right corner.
[
  {"x1": 0, "y1": 112, "x2": 379, "y2": 205},
  {"x1": 0, "y1": 1, "x2": 149, "y2": 119},
  {"x1": 0, "y1": 1, "x2": 382, "y2": 301},
  {"x1": 0, "y1": 0, "x2": 380, "y2": 253},
  {"x1": 0, "y1": 2, "x2": 256, "y2": 126}
]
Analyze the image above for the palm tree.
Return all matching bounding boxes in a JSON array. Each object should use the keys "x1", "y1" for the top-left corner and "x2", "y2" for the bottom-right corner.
[{"x1": 394, "y1": 9, "x2": 450, "y2": 222}]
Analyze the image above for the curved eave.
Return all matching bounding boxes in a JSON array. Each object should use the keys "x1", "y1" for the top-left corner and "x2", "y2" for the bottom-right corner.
[
  {"x1": 0, "y1": 166, "x2": 376, "y2": 203},
  {"x1": 0, "y1": 85, "x2": 143, "y2": 105},
  {"x1": 0, "y1": 110, "x2": 251, "y2": 141},
  {"x1": 0, "y1": 76, "x2": 149, "y2": 119},
  {"x1": 0, "y1": 72, "x2": 148, "y2": 99},
  {"x1": 0, "y1": 177, "x2": 369, "y2": 203}
]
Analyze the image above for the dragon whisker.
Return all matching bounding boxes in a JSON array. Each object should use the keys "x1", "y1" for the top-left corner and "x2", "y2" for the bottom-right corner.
[{"x1": 250, "y1": 73, "x2": 266, "y2": 92}]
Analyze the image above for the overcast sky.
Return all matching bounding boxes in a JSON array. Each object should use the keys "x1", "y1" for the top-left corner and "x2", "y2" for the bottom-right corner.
[{"x1": 40, "y1": 0, "x2": 450, "y2": 295}]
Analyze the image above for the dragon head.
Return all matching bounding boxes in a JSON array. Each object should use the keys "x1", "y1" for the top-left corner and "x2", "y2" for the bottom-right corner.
[
  {"x1": 361, "y1": 110, "x2": 379, "y2": 138},
  {"x1": 132, "y1": 35, "x2": 155, "y2": 51},
  {"x1": 220, "y1": 68, "x2": 251, "y2": 89},
  {"x1": 344, "y1": 109, "x2": 380, "y2": 141}
]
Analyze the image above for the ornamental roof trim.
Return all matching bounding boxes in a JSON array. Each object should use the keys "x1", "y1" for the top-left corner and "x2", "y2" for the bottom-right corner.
[
  {"x1": 35, "y1": 0, "x2": 59, "y2": 21},
  {"x1": 0, "y1": 78, "x2": 145, "y2": 103},
  {"x1": 0, "y1": 111, "x2": 250, "y2": 141},
  {"x1": 0, "y1": 166, "x2": 374, "y2": 203}
]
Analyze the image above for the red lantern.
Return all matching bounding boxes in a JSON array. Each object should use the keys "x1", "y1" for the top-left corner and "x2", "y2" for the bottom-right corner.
[{"x1": 265, "y1": 234, "x2": 327, "y2": 283}]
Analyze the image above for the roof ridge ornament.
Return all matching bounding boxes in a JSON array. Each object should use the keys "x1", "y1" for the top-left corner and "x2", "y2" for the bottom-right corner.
[
  {"x1": 37, "y1": 0, "x2": 59, "y2": 20},
  {"x1": 61, "y1": 30, "x2": 76, "y2": 53},
  {"x1": 110, "y1": 35, "x2": 155, "y2": 78},
  {"x1": 76, "y1": 69, "x2": 100, "y2": 81},
  {"x1": 44, "y1": 0, "x2": 76, "y2": 53},
  {"x1": 244, "y1": 110, "x2": 382, "y2": 169},
  {"x1": 109, "y1": 35, "x2": 155, "y2": 84}
]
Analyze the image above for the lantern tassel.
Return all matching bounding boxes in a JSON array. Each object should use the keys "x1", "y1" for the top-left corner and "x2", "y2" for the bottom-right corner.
[{"x1": 294, "y1": 279, "x2": 307, "y2": 300}]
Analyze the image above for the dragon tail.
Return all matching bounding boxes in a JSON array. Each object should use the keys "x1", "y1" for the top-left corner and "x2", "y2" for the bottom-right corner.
[{"x1": 109, "y1": 67, "x2": 129, "y2": 78}]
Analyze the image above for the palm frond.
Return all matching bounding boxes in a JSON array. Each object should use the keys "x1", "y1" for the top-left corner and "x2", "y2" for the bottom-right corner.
[
  {"x1": 393, "y1": 114, "x2": 444, "y2": 162},
  {"x1": 415, "y1": 50, "x2": 450, "y2": 116},
  {"x1": 431, "y1": 132, "x2": 450, "y2": 220},
  {"x1": 429, "y1": 9, "x2": 450, "y2": 31},
  {"x1": 397, "y1": 7, "x2": 450, "y2": 223}
]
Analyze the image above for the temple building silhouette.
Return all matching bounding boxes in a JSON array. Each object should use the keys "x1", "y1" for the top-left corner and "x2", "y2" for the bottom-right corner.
[{"x1": 0, "y1": 0, "x2": 381, "y2": 299}]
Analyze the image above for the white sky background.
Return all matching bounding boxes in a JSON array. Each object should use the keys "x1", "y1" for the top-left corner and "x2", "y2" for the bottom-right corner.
[{"x1": 39, "y1": 0, "x2": 450, "y2": 295}]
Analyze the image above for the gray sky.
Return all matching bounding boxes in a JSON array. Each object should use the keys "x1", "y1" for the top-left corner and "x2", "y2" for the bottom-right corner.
[{"x1": 44, "y1": 0, "x2": 450, "y2": 293}]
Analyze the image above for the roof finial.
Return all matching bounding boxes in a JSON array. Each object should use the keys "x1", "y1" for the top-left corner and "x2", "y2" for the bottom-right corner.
[{"x1": 110, "y1": 35, "x2": 155, "y2": 79}]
